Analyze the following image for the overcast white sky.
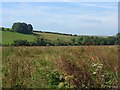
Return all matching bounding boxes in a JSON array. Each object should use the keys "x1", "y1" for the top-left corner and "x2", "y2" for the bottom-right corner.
[{"x1": 1, "y1": 1, "x2": 118, "y2": 36}]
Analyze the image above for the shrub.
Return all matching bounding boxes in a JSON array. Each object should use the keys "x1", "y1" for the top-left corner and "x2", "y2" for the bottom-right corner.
[{"x1": 13, "y1": 40, "x2": 30, "y2": 46}]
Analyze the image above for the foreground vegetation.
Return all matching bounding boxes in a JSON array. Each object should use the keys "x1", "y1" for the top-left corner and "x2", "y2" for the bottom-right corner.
[{"x1": 2, "y1": 46, "x2": 119, "y2": 88}]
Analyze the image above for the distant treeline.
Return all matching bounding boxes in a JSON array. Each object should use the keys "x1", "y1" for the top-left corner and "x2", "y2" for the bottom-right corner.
[
  {"x1": 34, "y1": 31, "x2": 75, "y2": 36},
  {"x1": 2, "y1": 33, "x2": 120, "y2": 46}
]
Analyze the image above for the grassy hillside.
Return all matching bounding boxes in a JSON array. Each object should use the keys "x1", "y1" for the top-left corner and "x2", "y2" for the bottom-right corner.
[
  {"x1": 1, "y1": 31, "x2": 36, "y2": 45},
  {"x1": 1, "y1": 28, "x2": 118, "y2": 46},
  {"x1": 34, "y1": 32, "x2": 75, "y2": 42},
  {"x1": 2, "y1": 46, "x2": 118, "y2": 88},
  {"x1": 1, "y1": 30, "x2": 75, "y2": 45}
]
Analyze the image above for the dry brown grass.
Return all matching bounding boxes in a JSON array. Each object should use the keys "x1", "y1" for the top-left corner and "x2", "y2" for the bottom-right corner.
[{"x1": 2, "y1": 46, "x2": 119, "y2": 88}]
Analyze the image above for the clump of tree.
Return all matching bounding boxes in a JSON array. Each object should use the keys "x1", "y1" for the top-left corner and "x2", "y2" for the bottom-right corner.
[{"x1": 12, "y1": 22, "x2": 33, "y2": 34}]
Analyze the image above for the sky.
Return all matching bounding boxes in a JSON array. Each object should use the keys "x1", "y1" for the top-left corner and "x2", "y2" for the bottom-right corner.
[
  {"x1": 1, "y1": 0, "x2": 119, "y2": 2},
  {"x1": 1, "y1": 2, "x2": 118, "y2": 36}
]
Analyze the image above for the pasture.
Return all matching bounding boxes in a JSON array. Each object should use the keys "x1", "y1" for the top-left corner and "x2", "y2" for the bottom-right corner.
[{"x1": 1, "y1": 30, "x2": 75, "y2": 45}]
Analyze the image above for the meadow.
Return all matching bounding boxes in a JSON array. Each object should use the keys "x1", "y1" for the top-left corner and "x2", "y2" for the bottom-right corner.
[
  {"x1": 1, "y1": 30, "x2": 75, "y2": 45},
  {"x1": 2, "y1": 46, "x2": 119, "y2": 88}
]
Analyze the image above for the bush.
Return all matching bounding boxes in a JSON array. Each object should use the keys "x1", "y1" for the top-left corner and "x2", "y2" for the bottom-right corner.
[{"x1": 13, "y1": 40, "x2": 30, "y2": 46}]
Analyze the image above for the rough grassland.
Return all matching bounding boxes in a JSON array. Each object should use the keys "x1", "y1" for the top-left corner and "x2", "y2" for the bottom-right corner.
[{"x1": 2, "y1": 46, "x2": 119, "y2": 88}]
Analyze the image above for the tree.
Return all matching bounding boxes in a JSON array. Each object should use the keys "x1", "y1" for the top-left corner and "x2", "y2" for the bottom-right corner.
[
  {"x1": 12, "y1": 22, "x2": 22, "y2": 32},
  {"x1": 12, "y1": 22, "x2": 33, "y2": 34},
  {"x1": 27, "y1": 24, "x2": 33, "y2": 34},
  {"x1": 21, "y1": 23, "x2": 28, "y2": 33},
  {"x1": 2, "y1": 27, "x2": 4, "y2": 31}
]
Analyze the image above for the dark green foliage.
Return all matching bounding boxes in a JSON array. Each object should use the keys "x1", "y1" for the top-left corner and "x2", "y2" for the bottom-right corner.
[
  {"x1": 7, "y1": 34, "x2": 118, "y2": 46},
  {"x1": 115, "y1": 33, "x2": 120, "y2": 45},
  {"x1": 46, "y1": 71, "x2": 61, "y2": 88},
  {"x1": 2, "y1": 27, "x2": 4, "y2": 31},
  {"x1": 27, "y1": 24, "x2": 33, "y2": 34},
  {"x1": 12, "y1": 22, "x2": 33, "y2": 34},
  {"x1": 31, "y1": 37, "x2": 54, "y2": 46},
  {"x1": 13, "y1": 40, "x2": 30, "y2": 46}
]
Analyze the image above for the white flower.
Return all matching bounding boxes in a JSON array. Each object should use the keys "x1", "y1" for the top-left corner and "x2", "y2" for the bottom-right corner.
[
  {"x1": 97, "y1": 65, "x2": 102, "y2": 69},
  {"x1": 99, "y1": 64, "x2": 103, "y2": 66},
  {"x1": 92, "y1": 63, "x2": 98, "y2": 67},
  {"x1": 93, "y1": 72, "x2": 96, "y2": 75},
  {"x1": 101, "y1": 75, "x2": 104, "y2": 78}
]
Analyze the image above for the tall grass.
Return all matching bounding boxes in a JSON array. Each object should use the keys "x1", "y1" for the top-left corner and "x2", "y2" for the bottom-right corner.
[{"x1": 2, "y1": 46, "x2": 119, "y2": 88}]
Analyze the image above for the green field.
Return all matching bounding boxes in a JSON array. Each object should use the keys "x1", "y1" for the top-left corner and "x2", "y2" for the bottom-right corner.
[
  {"x1": 34, "y1": 32, "x2": 75, "y2": 42},
  {"x1": 1, "y1": 31, "x2": 36, "y2": 45},
  {"x1": 2, "y1": 46, "x2": 118, "y2": 88},
  {"x1": 1, "y1": 30, "x2": 75, "y2": 45}
]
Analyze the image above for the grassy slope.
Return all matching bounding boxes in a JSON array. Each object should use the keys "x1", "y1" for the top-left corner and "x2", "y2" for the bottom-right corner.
[
  {"x1": 2, "y1": 46, "x2": 118, "y2": 88},
  {"x1": 1, "y1": 30, "x2": 76, "y2": 45},
  {"x1": 1, "y1": 31, "x2": 36, "y2": 45},
  {"x1": 34, "y1": 32, "x2": 75, "y2": 42}
]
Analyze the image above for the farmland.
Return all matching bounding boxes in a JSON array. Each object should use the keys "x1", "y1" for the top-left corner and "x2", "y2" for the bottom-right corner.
[
  {"x1": 1, "y1": 31, "x2": 36, "y2": 45},
  {"x1": 1, "y1": 29, "x2": 119, "y2": 46},
  {"x1": 1, "y1": 30, "x2": 75, "y2": 45},
  {"x1": 2, "y1": 46, "x2": 119, "y2": 88}
]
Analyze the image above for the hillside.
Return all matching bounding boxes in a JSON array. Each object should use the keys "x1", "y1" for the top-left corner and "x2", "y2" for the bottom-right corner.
[
  {"x1": 0, "y1": 28, "x2": 118, "y2": 46},
  {"x1": 1, "y1": 31, "x2": 36, "y2": 45},
  {"x1": 1, "y1": 30, "x2": 76, "y2": 45}
]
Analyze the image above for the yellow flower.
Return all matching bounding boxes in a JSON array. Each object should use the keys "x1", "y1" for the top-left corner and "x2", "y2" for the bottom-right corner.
[
  {"x1": 64, "y1": 76, "x2": 70, "y2": 81},
  {"x1": 58, "y1": 82, "x2": 64, "y2": 88},
  {"x1": 59, "y1": 75, "x2": 63, "y2": 80}
]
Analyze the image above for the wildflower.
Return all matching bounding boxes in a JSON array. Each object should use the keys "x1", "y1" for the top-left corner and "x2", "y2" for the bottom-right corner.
[
  {"x1": 96, "y1": 68, "x2": 99, "y2": 72},
  {"x1": 64, "y1": 75, "x2": 70, "y2": 81},
  {"x1": 92, "y1": 63, "x2": 98, "y2": 67},
  {"x1": 99, "y1": 64, "x2": 103, "y2": 66},
  {"x1": 58, "y1": 82, "x2": 64, "y2": 88},
  {"x1": 59, "y1": 75, "x2": 63, "y2": 80},
  {"x1": 97, "y1": 65, "x2": 102, "y2": 69},
  {"x1": 101, "y1": 75, "x2": 104, "y2": 78},
  {"x1": 93, "y1": 72, "x2": 96, "y2": 75}
]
